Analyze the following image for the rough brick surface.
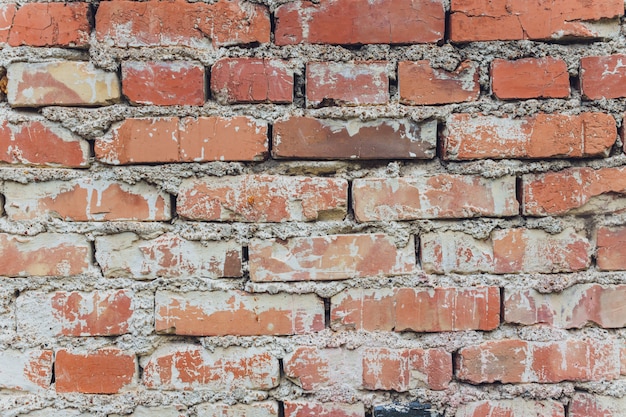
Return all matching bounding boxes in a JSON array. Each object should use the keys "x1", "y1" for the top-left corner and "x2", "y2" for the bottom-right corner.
[
  {"x1": 450, "y1": 0, "x2": 623, "y2": 42},
  {"x1": 399, "y1": 60, "x2": 480, "y2": 105},
  {"x1": 597, "y1": 226, "x2": 626, "y2": 270},
  {"x1": 0, "y1": 350, "x2": 53, "y2": 392},
  {"x1": 273, "y1": 117, "x2": 437, "y2": 159},
  {"x1": 198, "y1": 402, "x2": 278, "y2": 417},
  {"x1": 456, "y1": 400, "x2": 564, "y2": 417},
  {"x1": 155, "y1": 291, "x2": 324, "y2": 336},
  {"x1": 249, "y1": 234, "x2": 415, "y2": 282},
  {"x1": 122, "y1": 61, "x2": 205, "y2": 106},
  {"x1": 581, "y1": 55, "x2": 626, "y2": 100},
  {"x1": 177, "y1": 175, "x2": 347, "y2": 222},
  {"x1": 569, "y1": 393, "x2": 626, "y2": 417},
  {"x1": 7, "y1": 61, "x2": 120, "y2": 107},
  {"x1": 352, "y1": 175, "x2": 518, "y2": 221},
  {"x1": 210, "y1": 58, "x2": 293, "y2": 104},
  {"x1": 285, "y1": 401, "x2": 364, "y2": 417},
  {"x1": 444, "y1": 113, "x2": 616, "y2": 160},
  {"x1": 491, "y1": 57, "x2": 570, "y2": 99},
  {"x1": 275, "y1": 0, "x2": 445, "y2": 45},
  {"x1": 55, "y1": 349, "x2": 137, "y2": 393}
]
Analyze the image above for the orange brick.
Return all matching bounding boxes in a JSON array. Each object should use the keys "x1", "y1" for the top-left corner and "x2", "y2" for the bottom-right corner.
[
  {"x1": 570, "y1": 393, "x2": 626, "y2": 417},
  {"x1": 352, "y1": 175, "x2": 518, "y2": 221},
  {"x1": 450, "y1": 0, "x2": 623, "y2": 42},
  {"x1": 0, "y1": 349, "x2": 53, "y2": 392},
  {"x1": 96, "y1": 0, "x2": 270, "y2": 47},
  {"x1": 399, "y1": 60, "x2": 479, "y2": 105},
  {"x1": 457, "y1": 400, "x2": 564, "y2": 417},
  {"x1": 491, "y1": 57, "x2": 570, "y2": 99},
  {"x1": 0, "y1": 5, "x2": 16, "y2": 42},
  {"x1": 177, "y1": 175, "x2": 347, "y2": 222},
  {"x1": 249, "y1": 234, "x2": 415, "y2": 282},
  {"x1": 55, "y1": 349, "x2": 137, "y2": 393},
  {"x1": 444, "y1": 113, "x2": 616, "y2": 160},
  {"x1": 420, "y1": 231, "x2": 495, "y2": 274},
  {"x1": 597, "y1": 226, "x2": 626, "y2": 270},
  {"x1": 210, "y1": 58, "x2": 293, "y2": 104},
  {"x1": 143, "y1": 345, "x2": 279, "y2": 390},
  {"x1": 198, "y1": 402, "x2": 278, "y2": 417},
  {"x1": 581, "y1": 55, "x2": 626, "y2": 99},
  {"x1": 2, "y1": 178, "x2": 171, "y2": 221},
  {"x1": 275, "y1": 0, "x2": 444, "y2": 45},
  {"x1": 155, "y1": 290, "x2": 324, "y2": 336},
  {"x1": 285, "y1": 401, "x2": 364, "y2": 417},
  {"x1": 122, "y1": 61, "x2": 205, "y2": 106}
]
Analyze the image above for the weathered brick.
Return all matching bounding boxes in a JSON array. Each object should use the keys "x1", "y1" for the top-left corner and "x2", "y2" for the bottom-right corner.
[
  {"x1": 456, "y1": 399, "x2": 564, "y2": 417},
  {"x1": 581, "y1": 55, "x2": 626, "y2": 100},
  {"x1": 177, "y1": 175, "x2": 346, "y2": 222},
  {"x1": 284, "y1": 347, "x2": 359, "y2": 391},
  {"x1": 143, "y1": 345, "x2": 279, "y2": 391},
  {"x1": 110, "y1": 406, "x2": 184, "y2": 417},
  {"x1": 55, "y1": 349, "x2": 137, "y2": 393},
  {"x1": 444, "y1": 113, "x2": 616, "y2": 160},
  {"x1": 352, "y1": 175, "x2": 518, "y2": 221},
  {"x1": 0, "y1": 233, "x2": 91, "y2": 277},
  {"x1": 285, "y1": 401, "x2": 364, "y2": 417},
  {"x1": 95, "y1": 233, "x2": 241, "y2": 279},
  {"x1": 122, "y1": 61, "x2": 205, "y2": 106},
  {"x1": 306, "y1": 61, "x2": 388, "y2": 107},
  {"x1": 399, "y1": 60, "x2": 479, "y2": 105},
  {"x1": 569, "y1": 393, "x2": 626, "y2": 417},
  {"x1": 2, "y1": 179, "x2": 171, "y2": 221},
  {"x1": 275, "y1": 0, "x2": 445, "y2": 45},
  {"x1": 492, "y1": 228, "x2": 591, "y2": 274},
  {"x1": 0, "y1": 120, "x2": 89, "y2": 167},
  {"x1": 96, "y1": 116, "x2": 268, "y2": 164},
  {"x1": 0, "y1": 349, "x2": 53, "y2": 392},
  {"x1": 16, "y1": 290, "x2": 139, "y2": 337},
  {"x1": 522, "y1": 167, "x2": 626, "y2": 216},
  {"x1": 597, "y1": 226, "x2": 626, "y2": 270},
  {"x1": 210, "y1": 58, "x2": 293, "y2": 104},
  {"x1": 196, "y1": 402, "x2": 278, "y2": 417},
  {"x1": 96, "y1": 0, "x2": 270, "y2": 48},
  {"x1": 7, "y1": 61, "x2": 120, "y2": 107},
  {"x1": 420, "y1": 231, "x2": 495, "y2": 274},
  {"x1": 491, "y1": 57, "x2": 570, "y2": 99},
  {"x1": 16, "y1": 408, "x2": 94, "y2": 417},
  {"x1": 0, "y1": 5, "x2": 16, "y2": 43},
  {"x1": 456, "y1": 339, "x2": 619, "y2": 383},
  {"x1": 250, "y1": 234, "x2": 415, "y2": 282},
  {"x1": 505, "y1": 285, "x2": 626, "y2": 329},
  {"x1": 273, "y1": 117, "x2": 437, "y2": 160},
  {"x1": 450, "y1": 0, "x2": 623, "y2": 42},
  {"x1": 155, "y1": 290, "x2": 324, "y2": 336},
  {"x1": 331, "y1": 287, "x2": 500, "y2": 332},
  {"x1": 4, "y1": 3, "x2": 90, "y2": 48}
]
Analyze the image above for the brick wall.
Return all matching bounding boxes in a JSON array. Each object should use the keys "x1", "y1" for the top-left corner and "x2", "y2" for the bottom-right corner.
[{"x1": 1, "y1": 0, "x2": 626, "y2": 416}]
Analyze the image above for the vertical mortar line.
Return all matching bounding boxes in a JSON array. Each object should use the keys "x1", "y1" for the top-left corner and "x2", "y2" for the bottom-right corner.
[
  {"x1": 499, "y1": 287, "x2": 506, "y2": 325},
  {"x1": 389, "y1": 59, "x2": 398, "y2": 104},
  {"x1": 414, "y1": 233, "x2": 421, "y2": 270},
  {"x1": 270, "y1": 9, "x2": 277, "y2": 44},
  {"x1": 205, "y1": 62, "x2": 211, "y2": 102},
  {"x1": 324, "y1": 297, "x2": 331, "y2": 329},
  {"x1": 346, "y1": 179, "x2": 354, "y2": 220},
  {"x1": 169, "y1": 191, "x2": 177, "y2": 223},
  {"x1": 277, "y1": 399, "x2": 285, "y2": 417},
  {"x1": 267, "y1": 123, "x2": 273, "y2": 158},
  {"x1": 515, "y1": 176, "x2": 523, "y2": 217},
  {"x1": 443, "y1": 0, "x2": 451, "y2": 44}
]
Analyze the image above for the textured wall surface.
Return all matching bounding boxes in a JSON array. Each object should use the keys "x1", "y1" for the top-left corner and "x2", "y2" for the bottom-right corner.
[{"x1": 2, "y1": 0, "x2": 626, "y2": 416}]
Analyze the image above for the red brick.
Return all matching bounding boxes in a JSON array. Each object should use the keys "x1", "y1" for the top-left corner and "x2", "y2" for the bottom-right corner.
[
  {"x1": 420, "y1": 231, "x2": 495, "y2": 274},
  {"x1": 122, "y1": 61, "x2": 205, "y2": 106},
  {"x1": 249, "y1": 234, "x2": 415, "y2": 282},
  {"x1": 95, "y1": 233, "x2": 241, "y2": 279},
  {"x1": 456, "y1": 339, "x2": 619, "y2": 383},
  {"x1": 0, "y1": 5, "x2": 16, "y2": 43},
  {"x1": 283, "y1": 346, "x2": 347, "y2": 391},
  {"x1": 493, "y1": 228, "x2": 591, "y2": 274},
  {"x1": 155, "y1": 290, "x2": 324, "y2": 336},
  {"x1": 5, "y1": 3, "x2": 90, "y2": 48},
  {"x1": 330, "y1": 287, "x2": 500, "y2": 332},
  {"x1": 450, "y1": 0, "x2": 623, "y2": 42},
  {"x1": 210, "y1": 58, "x2": 293, "y2": 104},
  {"x1": 570, "y1": 393, "x2": 626, "y2": 417},
  {"x1": 457, "y1": 400, "x2": 564, "y2": 417},
  {"x1": 96, "y1": 0, "x2": 270, "y2": 47},
  {"x1": 55, "y1": 348, "x2": 137, "y2": 393},
  {"x1": 272, "y1": 117, "x2": 436, "y2": 160},
  {"x1": 7, "y1": 61, "x2": 120, "y2": 107},
  {"x1": 399, "y1": 60, "x2": 479, "y2": 105},
  {"x1": 284, "y1": 401, "x2": 364, "y2": 417},
  {"x1": 0, "y1": 120, "x2": 89, "y2": 167},
  {"x1": 306, "y1": 61, "x2": 388, "y2": 107},
  {"x1": 581, "y1": 55, "x2": 626, "y2": 100},
  {"x1": 2, "y1": 178, "x2": 171, "y2": 221},
  {"x1": 177, "y1": 175, "x2": 346, "y2": 222},
  {"x1": 444, "y1": 113, "x2": 616, "y2": 160},
  {"x1": 362, "y1": 347, "x2": 451, "y2": 391},
  {"x1": 491, "y1": 57, "x2": 570, "y2": 99},
  {"x1": 522, "y1": 167, "x2": 626, "y2": 216},
  {"x1": 0, "y1": 233, "x2": 91, "y2": 277},
  {"x1": 16, "y1": 290, "x2": 137, "y2": 337},
  {"x1": 96, "y1": 116, "x2": 268, "y2": 164},
  {"x1": 143, "y1": 345, "x2": 279, "y2": 391},
  {"x1": 597, "y1": 226, "x2": 626, "y2": 270},
  {"x1": 352, "y1": 175, "x2": 518, "y2": 221},
  {"x1": 505, "y1": 285, "x2": 626, "y2": 329},
  {"x1": 0, "y1": 349, "x2": 53, "y2": 392},
  {"x1": 275, "y1": 0, "x2": 444, "y2": 45},
  {"x1": 198, "y1": 402, "x2": 278, "y2": 417}
]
